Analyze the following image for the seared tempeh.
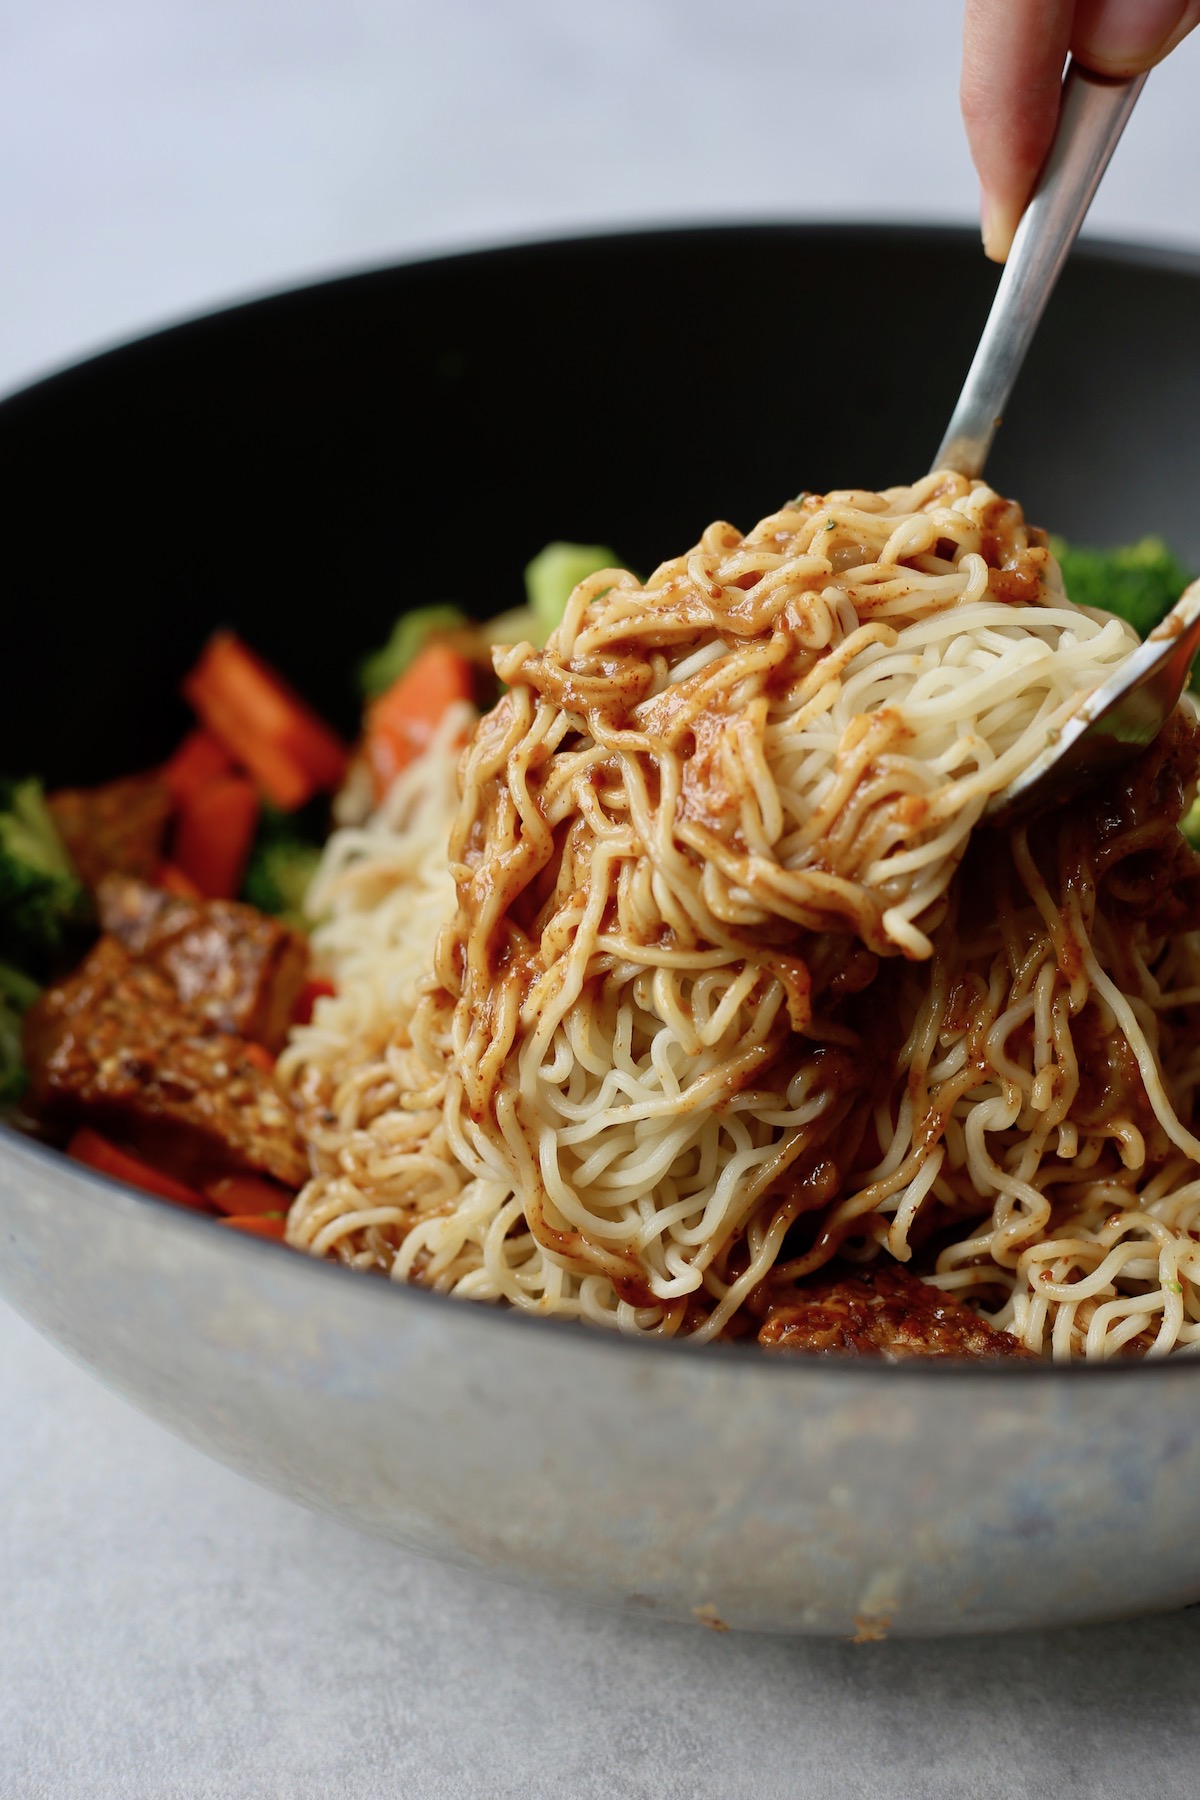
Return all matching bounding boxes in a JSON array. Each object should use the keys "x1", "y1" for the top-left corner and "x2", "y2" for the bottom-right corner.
[
  {"x1": 758, "y1": 1263, "x2": 1032, "y2": 1360},
  {"x1": 24, "y1": 936, "x2": 307, "y2": 1189},
  {"x1": 97, "y1": 876, "x2": 306, "y2": 1052}
]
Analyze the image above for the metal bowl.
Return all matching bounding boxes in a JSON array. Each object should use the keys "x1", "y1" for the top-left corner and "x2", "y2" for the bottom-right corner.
[{"x1": 2, "y1": 225, "x2": 1199, "y2": 1636}]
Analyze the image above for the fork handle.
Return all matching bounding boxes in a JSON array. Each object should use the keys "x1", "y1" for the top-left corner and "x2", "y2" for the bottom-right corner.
[{"x1": 934, "y1": 60, "x2": 1147, "y2": 480}]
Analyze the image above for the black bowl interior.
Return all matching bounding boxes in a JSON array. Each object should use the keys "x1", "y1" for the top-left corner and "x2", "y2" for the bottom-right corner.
[{"x1": 1, "y1": 223, "x2": 1198, "y2": 786}]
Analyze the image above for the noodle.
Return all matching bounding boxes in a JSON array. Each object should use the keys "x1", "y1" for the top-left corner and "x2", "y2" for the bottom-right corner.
[{"x1": 281, "y1": 472, "x2": 1200, "y2": 1360}]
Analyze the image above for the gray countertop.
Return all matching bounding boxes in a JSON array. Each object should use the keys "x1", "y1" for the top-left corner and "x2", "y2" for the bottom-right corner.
[
  {"x1": 5, "y1": 4, "x2": 1200, "y2": 1795},
  {"x1": 5, "y1": 1299, "x2": 1200, "y2": 1800}
]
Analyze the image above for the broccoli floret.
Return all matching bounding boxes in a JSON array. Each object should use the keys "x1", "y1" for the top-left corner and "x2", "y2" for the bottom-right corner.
[
  {"x1": 1052, "y1": 535, "x2": 1195, "y2": 640},
  {"x1": 0, "y1": 959, "x2": 40, "y2": 1108},
  {"x1": 241, "y1": 804, "x2": 323, "y2": 928},
  {"x1": 0, "y1": 778, "x2": 91, "y2": 975},
  {"x1": 524, "y1": 542, "x2": 623, "y2": 641},
  {"x1": 359, "y1": 604, "x2": 469, "y2": 699},
  {"x1": 358, "y1": 547, "x2": 629, "y2": 700}
]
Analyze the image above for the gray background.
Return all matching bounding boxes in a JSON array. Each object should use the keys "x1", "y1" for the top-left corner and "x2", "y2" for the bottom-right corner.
[
  {"x1": 4, "y1": 0, "x2": 1200, "y2": 396},
  {"x1": 3, "y1": 3, "x2": 1200, "y2": 1795}
]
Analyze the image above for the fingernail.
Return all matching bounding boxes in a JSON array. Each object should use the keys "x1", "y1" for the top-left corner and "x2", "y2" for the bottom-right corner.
[
  {"x1": 1157, "y1": 5, "x2": 1200, "y2": 60},
  {"x1": 980, "y1": 189, "x2": 1017, "y2": 264},
  {"x1": 980, "y1": 190, "x2": 1001, "y2": 262},
  {"x1": 1076, "y1": 0, "x2": 1190, "y2": 71}
]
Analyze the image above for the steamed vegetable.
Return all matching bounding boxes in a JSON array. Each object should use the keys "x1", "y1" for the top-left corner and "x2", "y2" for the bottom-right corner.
[
  {"x1": 162, "y1": 728, "x2": 234, "y2": 804},
  {"x1": 359, "y1": 604, "x2": 469, "y2": 700},
  {"x1": 173, "y1": 773, "x2": 261, "y2": 900},
  {"x1": 156, "y1": 861, "x2": 204, "y2": 900},
  {"x1": 364, "y1": 641, "x2": 474, "y2": 797},
  {"x1": 293, "y1": 974, "x2": 336, "y2": 1024},
  {"x1": 0, "y1": 960, "x2": 39, "y2": 1106},
  {"x1": 183, "y1": 632, "x2": 349, "y2": 811},
  {"x1": 1054, "y1": 536, "x2": 1200, "y2": 845},
  {"x1": 0, "y1": 777, "x2": 90, "y2": 973},
  {"x1": 358, "y1": 544, "x2": 629, "y2": 715},
  {"x1": 205, "y1": 1173, "x2": 295, "y2": 1216},
  {"x1": 219, "y1": 1214, "x2": 288, "y2": 1238},
  {"x1": 1054, "y1": 535, "x2": 1194, "y2": 640},
  {"x1": 241, "y1": 804, "x2": 323, "y2": 927},
  {"x1": 525, "y1": 541, "x2": 621, "y2": 640},
  {"x1": 67, "y1": 1126, "x2": 212, "y2": 1210}
]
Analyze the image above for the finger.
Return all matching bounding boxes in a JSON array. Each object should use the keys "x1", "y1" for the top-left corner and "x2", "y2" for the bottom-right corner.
[
  {"x1": 961, "y1": 0, "x2": 1075, "y2": 262},
  {"x1": 1071, "y1": 0, "x2": 1200, "y2": 74}
]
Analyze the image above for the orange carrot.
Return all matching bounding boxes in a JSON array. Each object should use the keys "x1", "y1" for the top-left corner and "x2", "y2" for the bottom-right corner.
[
  {"x1": 183, "y1": 633, "x2": 348, "y2": 810},
  {"x1": 155, "y1": 860, "x2": 205, "y2": 900},
  {"x1": 183, "y1": 675, "x2": 313, "y2": 810},
  {"x1": 68, "y1": 1128, "x2": 212, "y2": 1211},
  {"x1": 240, "y1": 1041, "x2": 276, "y2": 1075},
  {"x1": 292, "y1": 974, "x2": 336, "y2": 1024},
  {"x1": 365, "y1": 641, "x2": 472, "y2": 796},
  {"x1": 205, "y1": 1173, "x2": 296, "y2": 1216},
  {"x1": 218, "y1": 1214, "x2": 288, "y2": 1239},
  {"x1": 173, "y1": 774, "x2": 260, "y2": 899},
  {"x1": 161, "y1": 728, "x2": 234, "y2": 805}
]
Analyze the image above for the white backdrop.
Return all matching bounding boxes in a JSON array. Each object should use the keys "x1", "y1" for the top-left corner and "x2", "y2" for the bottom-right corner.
[{"x1": 2, "y1": 0, "x2": 1199, "y2": 395}]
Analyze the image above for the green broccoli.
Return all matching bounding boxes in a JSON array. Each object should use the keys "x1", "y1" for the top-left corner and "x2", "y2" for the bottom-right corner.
[
  {"x1": 0, "y1": 960, "x2": 40, "y2": 1108},
  {"x1": 359, "y1": 546, "x2": 629, "y2": 703},
  {"x1": 0, "y1": 778, "x2": 91, "y2": 975},
  {"x1": 1052, "y1": 535, "x2": 1195, "y2": 640},
  {"x1": 241, "y1": 803, "x2": 323, "y2": 928},
  {"x1": 524, "y1": 542, "x2": 623, "y2": 641},
  {"x1": 359, "y1": 604, "x2": 469, "y2": 699}
]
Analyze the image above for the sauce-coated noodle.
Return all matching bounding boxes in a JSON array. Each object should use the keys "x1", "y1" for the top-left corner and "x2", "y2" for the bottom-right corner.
[{"x1": 280, "y1": 474, "x2": 1200, "y2": 1358}]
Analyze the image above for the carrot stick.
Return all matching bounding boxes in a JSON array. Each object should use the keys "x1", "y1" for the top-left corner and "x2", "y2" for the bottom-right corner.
[
  {"x1": 218, "y1": 1214, "x2": 288, "y2": 1238},
  {"x1": 173, "y1": 775, "x2": 260, "y2": 899},
  {"x1": 161, "y1": 728, "x2": 234, "y2": 805},
  {"x1": 205, "y1": 1173, "x2": 296, "y2": 1216},
  {"x1": 240, "y1": 1041, "x2": 276, "y2": 1075},
  {"x1": 68, "y1": 1127, "x2": 212, "y2": 1211},
  {"x1": 155, "y1": 860, "x2": 205, "y2": 900},
  {"x1": 292, "y1": 974, "x2": 336, "y2": 1024},
  {"x1": 365, "y1": 641, "x2": 472, "y2": 796},
  {"x1": 183, "y1": 633, "x2": 348, "y2": 809},
  {"x1": 184, "y1": 674, "x2": 314, "y2": 810}
]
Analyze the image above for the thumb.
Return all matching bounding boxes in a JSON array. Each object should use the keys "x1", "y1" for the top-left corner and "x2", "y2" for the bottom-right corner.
[{"x1": 1072, "y1": 0, "x2": 1200, "y2": 74}]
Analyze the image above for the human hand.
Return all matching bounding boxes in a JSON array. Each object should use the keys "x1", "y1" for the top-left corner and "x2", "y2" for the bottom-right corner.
[{"x1": 962, "y1": 0, "x2": 1200, "y2": 261}]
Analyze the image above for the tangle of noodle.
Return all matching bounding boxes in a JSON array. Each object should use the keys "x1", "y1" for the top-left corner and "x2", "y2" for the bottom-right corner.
[{"x1": 280, "y1": 472, "x2": 1200, "y2": 1360}]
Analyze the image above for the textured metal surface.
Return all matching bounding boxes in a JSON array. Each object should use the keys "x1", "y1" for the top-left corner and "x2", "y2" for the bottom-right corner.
[
  {"x1": 2, "y1": 1122, "x2": 1198, "y2": 1637},
  {"x1": 935, "y1": 61, "x2": 1147, "y2": 479},
  {"x1": 985, "y1": 579, "x2": 1200, "y2": 825}
]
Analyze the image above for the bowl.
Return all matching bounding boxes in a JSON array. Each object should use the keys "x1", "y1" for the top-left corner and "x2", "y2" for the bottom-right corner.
[{"x1": 2, "y1": 224, "x2": 1199, "y2": 1637}]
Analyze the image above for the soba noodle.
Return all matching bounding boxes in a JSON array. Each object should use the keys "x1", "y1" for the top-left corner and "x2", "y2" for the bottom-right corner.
[{"x1": 280, "y1": 472, "x2": 1200, "y2": 1360}]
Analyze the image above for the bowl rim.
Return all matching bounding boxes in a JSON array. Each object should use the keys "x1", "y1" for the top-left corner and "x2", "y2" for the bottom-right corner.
[
  {"x1": 5, "y1": 219, "x2": 1200, "y2": 1384},
  {"x1": 6, "y1": 1115, "x2": 1198, "y2": 1383},
  {"x1": 4, "y1": 217, "x2": 1200, "y2": 407}
]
